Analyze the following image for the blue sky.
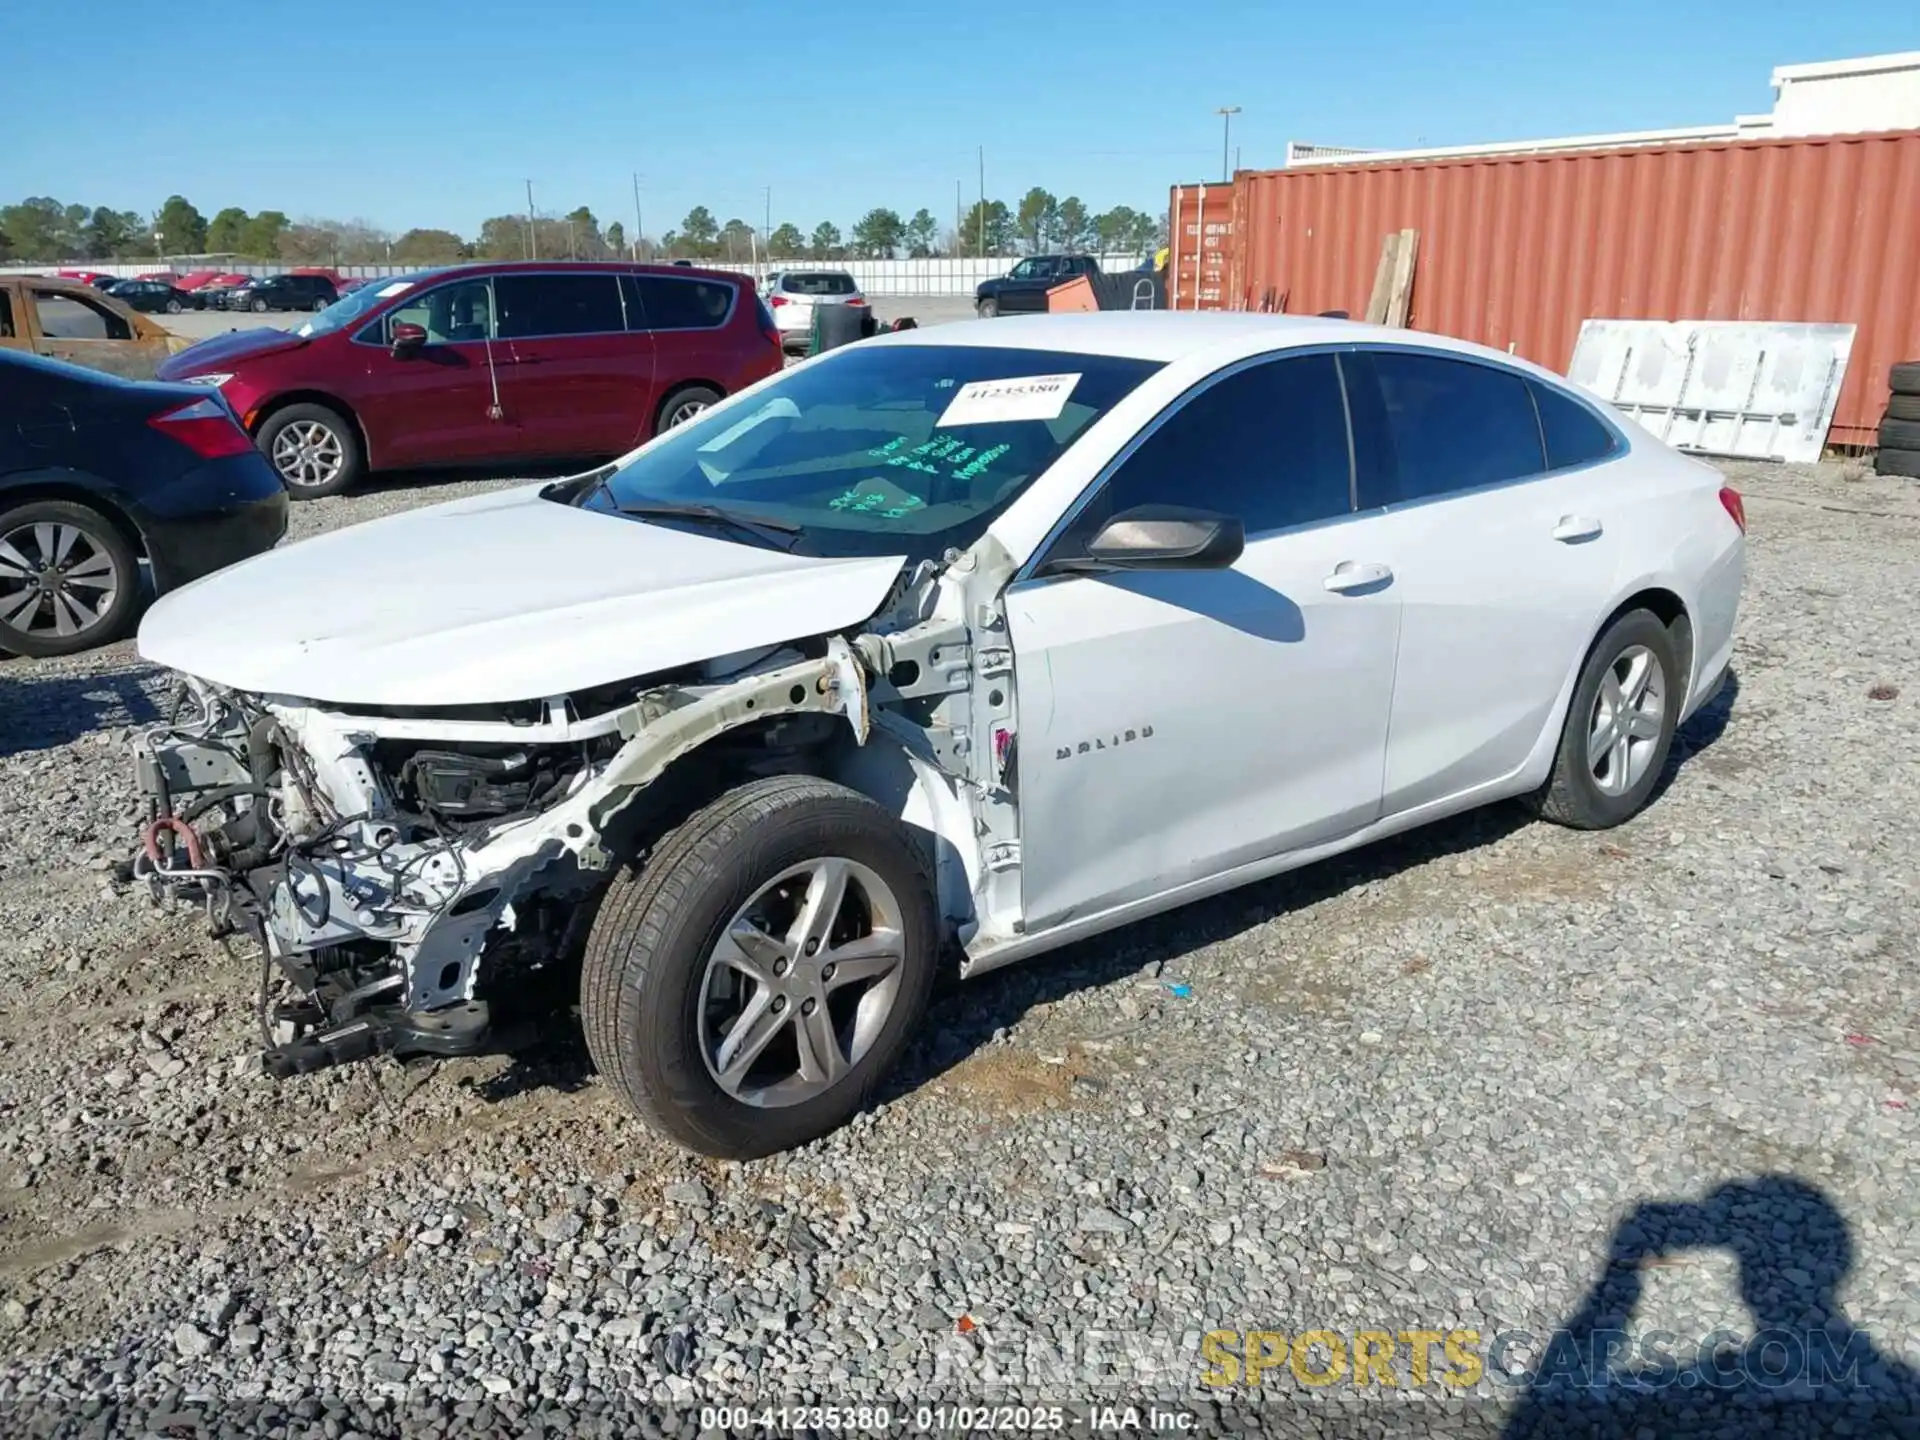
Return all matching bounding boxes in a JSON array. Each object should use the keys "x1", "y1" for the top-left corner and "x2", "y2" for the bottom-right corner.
[{"x1": 2, "y1": 0, "x2": 1908, "y2": 241}]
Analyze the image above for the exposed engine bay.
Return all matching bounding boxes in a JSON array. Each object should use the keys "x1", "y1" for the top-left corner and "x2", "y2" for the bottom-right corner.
[{"x1": 129, "y1": 554, "x2": 1023, "y2": 1078}]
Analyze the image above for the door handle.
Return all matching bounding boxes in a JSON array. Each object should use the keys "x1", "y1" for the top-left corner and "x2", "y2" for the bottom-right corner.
[
  {"x1": 1323, "y1": 561, "x2": 1393, "y2": 593},
  {"x1": 1552, "y1": 514, "x2": 1603, "y2": 543}
]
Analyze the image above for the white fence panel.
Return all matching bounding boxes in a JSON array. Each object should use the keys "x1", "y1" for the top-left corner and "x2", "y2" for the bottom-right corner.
[{"x1": 0, "y1": 255, "x2": 1148, "y2": 298}]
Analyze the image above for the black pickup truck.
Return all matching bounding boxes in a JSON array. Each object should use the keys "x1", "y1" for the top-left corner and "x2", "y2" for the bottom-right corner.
[{"x1": 974, "y1": 255, "x2": 1101, "y2": 317}]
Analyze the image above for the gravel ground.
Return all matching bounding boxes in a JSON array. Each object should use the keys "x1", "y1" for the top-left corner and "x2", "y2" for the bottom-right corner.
[{"x1": 0, "y1": 461, "x2": 1917, "y2": 1436}]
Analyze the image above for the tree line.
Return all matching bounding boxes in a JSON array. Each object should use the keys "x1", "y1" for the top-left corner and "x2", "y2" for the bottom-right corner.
[{"x1": 0, "y1": 188, "x2": 1166, "y2": 267}]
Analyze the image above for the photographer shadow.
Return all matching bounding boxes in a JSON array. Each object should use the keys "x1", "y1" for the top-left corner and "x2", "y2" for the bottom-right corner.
[{"x1": 1504, "y1": 1175, "x2": 1920, "y2": 1438}]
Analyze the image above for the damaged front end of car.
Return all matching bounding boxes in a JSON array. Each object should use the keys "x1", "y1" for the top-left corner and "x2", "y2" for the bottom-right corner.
[{"x1": 130, "y1": 638, "x2": 881, "y2": 1077}]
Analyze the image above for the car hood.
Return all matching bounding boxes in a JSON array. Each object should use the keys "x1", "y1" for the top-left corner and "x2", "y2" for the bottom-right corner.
[
  {"x1": 157, "y1": 326, "x2": 305, "y2": 378},
  {"x1": 137, "y1": 483, "x2": 908, "y2": 707}
]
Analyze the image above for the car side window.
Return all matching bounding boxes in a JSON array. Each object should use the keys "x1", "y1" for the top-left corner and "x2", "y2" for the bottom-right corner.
[
  {"x1": 30, "y1": 291, "x2": 132, "y2": 342},
  {"x1": 1348, "y1": 350, "x2": 1546, "y2": 507},
  {"x1": 1530, "y1": 379, "x2": 1620, "y2": 471},
  {"x1": 625, "y1": 275, "x2": 735, "y2": 331},
  {"x1": 384, "y1": 279, "x2": 496, "y2": 344},
  {"x1": 1052, "y1": 352, "x2": 1355, "y2": 555},
  {"x1": 0, "y1": 291, "x2": 15, "y2": 338},
  {"x1": 495, "y1": 273, "x2": 626, "y2": 339}
]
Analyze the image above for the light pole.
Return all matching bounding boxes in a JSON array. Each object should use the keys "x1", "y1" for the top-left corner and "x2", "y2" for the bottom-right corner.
[
  {"x1": 1216, "y1": 106, "x2": 1240, "y2": 182},
  {"x1": 631, "y1": 172, "x2": 644, "y2": 260}
]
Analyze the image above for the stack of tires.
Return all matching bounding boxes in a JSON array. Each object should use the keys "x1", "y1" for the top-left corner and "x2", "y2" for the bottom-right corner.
[{"x1": 1878, "y1": 361, "x2": 1920, "y2": 478}]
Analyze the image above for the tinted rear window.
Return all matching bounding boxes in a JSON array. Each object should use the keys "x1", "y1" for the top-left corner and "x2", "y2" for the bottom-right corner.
[
  {"x1": 1530, "y1": 379, "x2": 1619, "y2": 471},
  {"x1": 626, "y1": 275, "x2": 735, "y2": 330},
  {"x1": 495, "y1": 273, "x2": 626, "y2": 338},
  {"x1": 1351, "y1": 350, "x2": 1546, "y2": 506},
  {"x1": 783, "y1": 273, "x2": 857, "y2": 296}
]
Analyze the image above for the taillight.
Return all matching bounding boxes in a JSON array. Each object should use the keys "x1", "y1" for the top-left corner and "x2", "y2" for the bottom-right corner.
[
  {"x1": 844, "y1": 296, "x2": 867, "y2": 307},
  {"x1": 148, "y1": 397, "x2": 255, "y2": 459},
  {"x1": 769, "y1": 294, "x2": 789, "y2": 307},
  {"x1": 1718, "y1": 485, "x2": 1746, "y2": 533}
]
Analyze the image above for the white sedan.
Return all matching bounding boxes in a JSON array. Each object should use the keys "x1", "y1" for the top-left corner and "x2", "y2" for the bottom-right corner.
[{"x1": 130, "y1": 313, "x2": 1744, "y2": 1157}]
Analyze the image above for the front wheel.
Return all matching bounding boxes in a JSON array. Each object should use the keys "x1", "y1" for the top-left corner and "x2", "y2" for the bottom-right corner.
[
  {"x1": 1530, "y1": 608, "x2": 1680, "y2": 829},
  {"x1": 165, "y1": 298, "x2": 183, "y2": 314},
  {"x1": 250, "y1": 298, "x2": 268, "y2": 313},
  {"x1": 976, "y1": 297, "x2": 999, "y2": 319},
  {"x1": 256, "y1": 402, "x2": 364, "y2": 498},
  {"x1": 581, "y1": 775, "x2": 938, "y2": 1158},
  {"x1": 0, "y1": 499, "x2": 140, "y2": 658}
]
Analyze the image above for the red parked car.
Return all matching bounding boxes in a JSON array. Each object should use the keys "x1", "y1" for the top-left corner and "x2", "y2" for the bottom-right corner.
[{"x1": 155, "y1": 262, "x2": 784, "y2": 497}]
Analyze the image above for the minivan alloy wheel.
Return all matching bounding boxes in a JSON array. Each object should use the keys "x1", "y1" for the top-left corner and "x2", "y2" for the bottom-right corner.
[
  {"x1": 0, "y1": 519, "x2": 122, "y2": 640},
  {"x1": 664, "y1": 397, "x2": 709, "y2": 428},
  {"x1": 270, "y1": 420, "x2": 345, "y2": 490},
  {"x1": 698, "y1": 857, "x2": 906, "y2": 1108},
  {"x1": 1587, "y1": 643, "x2": 1666, "y2": 796}
]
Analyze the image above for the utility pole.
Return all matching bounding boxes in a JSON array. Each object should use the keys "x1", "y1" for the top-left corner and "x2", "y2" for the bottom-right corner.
[
  {"x1": 631, "y1": 172, "x2": 644, "y2": 260},
  {"x1": 524, "y1": 179, "x2": 537, "y2": 260},
  {"x1": 977, "y1": 145, "x2": 986, "y2": 257},
  {"x1": 1216, "y1": 107, "x2": 1241, "y2": 182},
  {"x1": 955, "y1": 179, "x2": 962, "y2": 257}
]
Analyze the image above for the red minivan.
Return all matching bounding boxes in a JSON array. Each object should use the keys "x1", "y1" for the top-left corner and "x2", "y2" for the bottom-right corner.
[{"x1": 156, "y1": 261, "x2": 784, "y2": 497}]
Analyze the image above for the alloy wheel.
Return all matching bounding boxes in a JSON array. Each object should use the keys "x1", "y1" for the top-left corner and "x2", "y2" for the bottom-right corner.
[
  {"x1": 697, "y1": 857, "x2": 906, "y2": 1108},
  {"x1": 270, "y1": 420, "x2": 345, "y2": 490},
  {"x1": 665, "y1": 398, "x2": 708, "y2": 428},
  {"x1": 1587, "y1": 643, "x2": 1666, "y2": 796},
  {"x1": 0, "y1": 521, "x2": 122, "y2": 641}
]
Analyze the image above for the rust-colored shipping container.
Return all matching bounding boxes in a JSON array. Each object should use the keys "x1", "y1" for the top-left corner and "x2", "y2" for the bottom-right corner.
[
  {"x1": 1180, "y1": 128, "x2": 1920, "y2": 447},
  {"x1": 1167, "y1": 179, "x2": 1244, "y2": 313}
]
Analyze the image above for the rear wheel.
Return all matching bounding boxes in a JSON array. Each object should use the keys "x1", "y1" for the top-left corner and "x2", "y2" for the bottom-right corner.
[
  {"x1": 581, "y1": 775, "x2": 938, "y2": 1158},
  {"x1": 658, "y1": 385, "x2": 720, "y2": 432},
  {"x1": 165, "y1": 298, "x2": 182, "y2": 314},
  {"x1": 312, "y1": 295, "x2": 330, "y2": 312},
  {"x1": 0, "y1": 500, "x2": 140, "y2": 658},
  {"x1": 1531, "y1": 608, "x2": 1680, "y2": 829},
  {"x1": 257, "y1": 403, "x2": 364, "y2": 499}
]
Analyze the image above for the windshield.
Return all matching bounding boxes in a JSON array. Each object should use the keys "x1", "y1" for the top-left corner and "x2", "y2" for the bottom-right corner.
[
  {"x1": 583, "y1": 344, "x2": 1162, "y2": 563},
  {"x1": 293, "y1": 271, "x2": 440, "y2": 338}
]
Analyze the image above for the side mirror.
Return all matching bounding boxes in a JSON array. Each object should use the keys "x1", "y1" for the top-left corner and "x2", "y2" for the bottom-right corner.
[
  {"x1": 390, "y1": 321, "x2": 427, "y2": 357},
  {"x1": 1055, "y1": 504, "x2": 1245, "y2": 573}
]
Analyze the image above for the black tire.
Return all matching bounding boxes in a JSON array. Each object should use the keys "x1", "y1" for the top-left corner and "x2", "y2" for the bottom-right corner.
[
  {"x1": 1875, "y1": 446, "x2": 1920, "y2": 479},
  {"x1": 1878, "y1": 418, "x2": 1920, "y2": 450},
  {"x1": 255, "y1": 402, "x2": 364, "y2": 499},
  {"x1": 313, "y1": 296, "x2": 330, "y2": 312},
  {"x1": 657, "y1": 384, "x2": 720, "y2": 433},
  {"x1": 251, "y1": 297, "x2": 268, "y2": 313},
  {"x1": 1890, "y1": 361, "x2": 1920, "y2": 395},
  {"x1": 165, "y1": 298, "x2": 182, "y2": 314},
  {"x1": 0, "y1": 499, "x2": 140, "y2": 659},
  {"x1": 1529, "y1": 608, "x2": 1681, "y2": 829},
  {"x1": 581, "y1": 775, "x2": 938, "y2": 1159},
  {"x1": 976, "y1": 297, "x2": 999, "y2": 319},
  {"x1": 1888, "y1": 394, "x2": 1920, "y2": 422}
]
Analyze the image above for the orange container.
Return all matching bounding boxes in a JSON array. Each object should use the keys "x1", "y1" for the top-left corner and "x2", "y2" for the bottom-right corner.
[{"x1": 1176, "y1": 129, "x2": 1920, "y2": 446}]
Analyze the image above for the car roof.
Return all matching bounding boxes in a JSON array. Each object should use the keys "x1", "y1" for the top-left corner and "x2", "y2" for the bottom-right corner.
[{"x1": 869, "y1": 311, "x2": 1566, "y2": 377}]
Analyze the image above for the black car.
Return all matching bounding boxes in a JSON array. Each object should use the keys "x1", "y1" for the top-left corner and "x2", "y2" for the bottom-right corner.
[
  {"x1": 974, "y1": 254, "x2": 1102, "y2": 317},
  {"x1": 233, "y1": 273, "x2": 338, "y2": 313},
  {"x1": 0, "y1": 351, "x2": 288, "y2": 658},
  {"x1": 105, "y1": 279, "x2": 203, "y2": 315}
]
